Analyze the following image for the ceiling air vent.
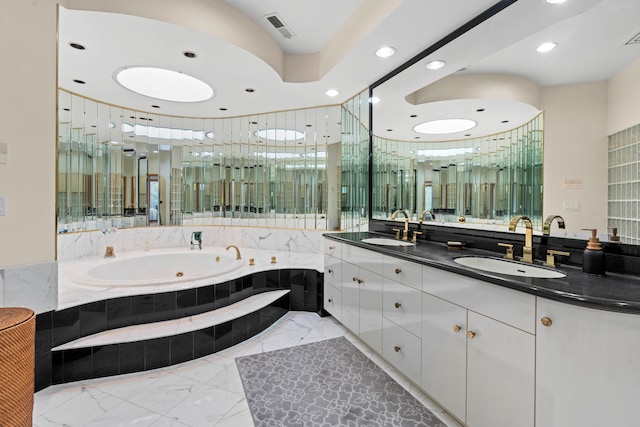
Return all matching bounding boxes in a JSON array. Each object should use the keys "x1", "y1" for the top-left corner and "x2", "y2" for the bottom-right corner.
[
  {"x1": 265, "y1": 13, "x2": 295, "y2": 39},
  {"x1": 625, "y1": 31, "x2": 640, "y2": 45}
]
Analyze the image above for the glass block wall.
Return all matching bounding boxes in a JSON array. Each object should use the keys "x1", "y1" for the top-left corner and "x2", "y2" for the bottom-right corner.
[{"x1": 608, "y1": 124, "x2": 640, "y2": 244}]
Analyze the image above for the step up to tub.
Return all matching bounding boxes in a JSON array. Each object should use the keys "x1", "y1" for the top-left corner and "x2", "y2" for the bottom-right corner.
[{"x1": 51, "y1": 290, "x2": 290, "y2": 384}]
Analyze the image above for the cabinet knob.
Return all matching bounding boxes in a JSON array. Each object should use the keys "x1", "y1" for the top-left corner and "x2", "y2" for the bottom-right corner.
[
  {"x1": 328, "y1": 298, "x2": 333, "y2": 303},
  {"x1": 394, "y1": 302, "x2": 402, "y2": 309},
  {"x1": 541, "y1": 316, "x2": 553, "y2": 327},
  {"x1": 352, "y1": 277, "x2": 357, "y2": 282},
  {"x1": 394, "y1": 345, "x2": 401, "y2": 352},
  {"x1": 327, "y1": 269, "x2": 333, "y2": 274},
  {"x1": 357, "y1": 279, "x2": 363, "y2": 284},
  {"x1": 329, "y1": 246, "x2": 335, "y2": 250},
  {"x1": 453, "y1": 325, "x2": 462, "y2": 333},
  {"x1": 395, "y1": 268, "x2": 401, "y2": 274},
  {"x1": 467, "y1": 331, "x2": 476, "y2": 339}
]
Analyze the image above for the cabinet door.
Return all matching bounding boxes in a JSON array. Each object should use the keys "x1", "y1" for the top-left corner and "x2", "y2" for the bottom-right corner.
[
  {"x1": 382, "y1": 318, "x2": 421, "y2": 381},
  {"x1": 421, "y1": 292, "x2": 467, "y2": 422},
  {"x1": 341, "y1": 262, "x2": 360, "y2": 335},
  {"x1": 359, "y1": 267, "x2": 383, "y2": 354},
  {"x1": 537, "y1": 298, "x2": 640, "y2": 427},
  {"x1": 467, "y1": 311, "x2": 534, "y2": 427},
  {"x1": 324, "y1": 254, "x2": 341, "y2": 286},
  {"x1": 323, "y1": 281, "x2": 341, "y2": 322}
]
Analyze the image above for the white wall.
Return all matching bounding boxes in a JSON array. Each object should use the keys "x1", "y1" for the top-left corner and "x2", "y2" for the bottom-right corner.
[
  {"x1": 541, "y1": 82, "x2": 608, "y2": 234},
  {"x1": 0, "y1": 0, "x2": 57, "y2": 268},
  {"x1": 608, "y1": 57, "x2": 640, "y2": 136}
]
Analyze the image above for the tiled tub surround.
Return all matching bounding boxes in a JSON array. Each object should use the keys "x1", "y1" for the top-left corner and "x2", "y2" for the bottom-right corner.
[
  {"x1": 35, "y1": 246, "x2": 324, "y2": 392},
  {"x1": 325, "y1": 231, "x2": 640, "y2": 427},
  {"x1": 57, "y1": 226, "x2": 325, "y2": 262}
]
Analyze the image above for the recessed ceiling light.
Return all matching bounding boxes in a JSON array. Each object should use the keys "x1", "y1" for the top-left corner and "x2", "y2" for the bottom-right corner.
[
  {"x1": 386, "y1": 129, "x2": 393, "y2": 132},
  {"x1": 115, "y1": 67, "x2": 214, "y2": 102},
  {"x1": 183, "y1": 51, "x2": 197, "y2": 58},
  {"x1": 476, "y1": 108, "x2": 485, "y2": 112},
  {"x1": 245, "y1": 88, "x2": 255, "y2": 93},
  {"x1": 501, "y1": 120, "x2": 509, "y2": 123},
  {"x1": 375, "y1": 46, "x2": 396, "y2": 58},
  {"x1": 73, "y1": 79, "x2": 86, "y2": 84},
  {"x1": 413, "y1": 119, "x2": 477, "y2": 135},
  {"x1": 255, "y1": 128, "x2": 305, "y2": 141},
  {"x1": 326, "y1": 89, "x2": 340, "y2": 97},
  {"x1": 536, "y1": 42, "x2": 557, "y2": 53},
  {"x1": 219, "y1": 107, "x2": 227, "y2": 111},
  {"x1": 369, "y1": 96, "x2": 380, "y2": 104},
  {"x1": 69, "y1": 42, "x2": 85, "y2": 50},
  {"x1": 425, "y1": 60, "x2": 446, "y2": 70},
  {"x1": 151, "y1": 105, "x2": 160, "y2": 109},
  {"x1": 410, "y1": 114, "x2": 418, "y2": 118}
]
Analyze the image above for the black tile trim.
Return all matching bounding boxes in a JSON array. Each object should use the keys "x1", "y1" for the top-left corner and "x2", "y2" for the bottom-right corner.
[{"x1": 51, "y1": 294, "x2": 290, "y2": 385}]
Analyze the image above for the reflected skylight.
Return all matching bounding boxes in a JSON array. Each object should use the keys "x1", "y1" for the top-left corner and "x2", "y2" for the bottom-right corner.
[
  {"x1": 121, "y1": 123, "x2": 215, "y2": 140},
  {"x1": 255, "y1": 129, "x2": 305, "y2": 141},
  {"x1": 417, "y1": 147, "x2": 473, "y2": 157}
]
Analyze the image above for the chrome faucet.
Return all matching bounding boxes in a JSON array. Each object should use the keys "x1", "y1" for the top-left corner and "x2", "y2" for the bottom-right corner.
[
  {"x1": 543, "y1": 215, "x2": 566, "y2": 236},
  {"x1": 391, "y1": 209, "x2": 410, "y2": 241},
  {"x1": 419, "y1": 210, "x2": 436, "y2": 223},
  {"x1": 226, "y1": 245, "x2": 242, "y2": 260},
  {"x1": 508, "y1": 215, "x2": 534, "y2": 263},
  {"x1": 190, "y1": 231, "x2": 202, "y2": 250}
]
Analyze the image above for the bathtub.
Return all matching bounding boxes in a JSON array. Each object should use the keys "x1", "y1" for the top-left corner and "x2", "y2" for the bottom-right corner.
[{"x1": 71, "y1": 251, "x2": 243, "y2": 287}]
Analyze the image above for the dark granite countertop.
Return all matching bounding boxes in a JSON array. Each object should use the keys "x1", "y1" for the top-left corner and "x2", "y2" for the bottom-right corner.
[{"x1": 324, "y1": 231, "x2": 640, "y2": 315}]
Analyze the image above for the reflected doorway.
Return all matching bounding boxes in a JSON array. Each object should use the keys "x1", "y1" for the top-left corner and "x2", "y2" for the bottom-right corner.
[{"x1": 148, "y1": 174, "x2": 159, "y2": 226}]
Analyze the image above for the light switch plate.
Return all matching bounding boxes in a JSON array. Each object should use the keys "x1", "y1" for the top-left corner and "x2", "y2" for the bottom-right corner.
[
  {"x1": 0, "y1": 142, "x2": 7, "y2": 164},
  {"x1": 563, "y1": 200, "x2": 580, "y2": 211},
  {"x1": 0, "y1": 195, "x2": 6, "y2": 216},
  {"x1": 563, "y1": 178, "x2": 582, "y2": 189}
]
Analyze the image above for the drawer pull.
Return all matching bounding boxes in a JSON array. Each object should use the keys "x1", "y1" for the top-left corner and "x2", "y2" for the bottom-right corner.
[
  {"x1": 394, "y1": 345, "x2": 401, "y2": 352},
  {"x1": 394, "y1": 302, "x2": 402, "y2": 309},
  {"x1": 467, "y1": 331, "x2": 476, "y2": 339},
  {"x1": 327, "y1": 269, "x2": 333, "y2": 274},
  {"x1": 329, "y1": 246, "x2": 335, "y2": 250},
  {"x1": 395, "y1": 268, "x2": 401, "y2": 274},
  {"x1": 541, "y1": 316, "x2": 553, "y2": 327},
  {"x1": 328, "y1": 298, "x2": 333, "y2": 303},
  {"x1": 453, "y1": 325, "x2": 462, "y2": 333}
]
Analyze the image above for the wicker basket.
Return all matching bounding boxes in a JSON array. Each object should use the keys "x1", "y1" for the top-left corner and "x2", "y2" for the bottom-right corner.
[{"x1": 0, "y1": 307, "x2": 36, "y2": 427}]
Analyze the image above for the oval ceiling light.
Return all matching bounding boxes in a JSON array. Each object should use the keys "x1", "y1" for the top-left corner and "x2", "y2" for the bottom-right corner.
[
  {"x1": 326, "y1": 89, "x2": 340, "y2": 97},
  {"x1": 255, "y1": 128, "x2": 305, "y2": 141},
  {"x1": 376, "y1": 46, "x2": 396, "y2": 58},
  {"x1": 115, "y1": 67, "x2": 214, "y2": 102},
  {"x1": 536, "y1": 42, "x2": 557, "y2": 53},
  {"x1": 426, "y1": 60, "x2": 446, "y2": 70},
  {"x1": 413, "y1": 119, "x2": 477, "y2": 135}
]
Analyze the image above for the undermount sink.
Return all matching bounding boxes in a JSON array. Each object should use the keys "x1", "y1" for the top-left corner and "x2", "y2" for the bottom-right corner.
[
  {"x1": 361, "y1": 238, "x2": 414, "y2": 247},
  {"x1": 454, "y1": 256, "x2": 566, "y2": 279}
]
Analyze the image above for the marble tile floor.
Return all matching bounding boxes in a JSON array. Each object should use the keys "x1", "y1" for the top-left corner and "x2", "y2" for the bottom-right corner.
[{"x1": 34, "y1": 312, "x2": 462, "y2": 427}]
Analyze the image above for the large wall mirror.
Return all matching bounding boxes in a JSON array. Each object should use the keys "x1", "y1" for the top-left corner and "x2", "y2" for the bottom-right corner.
[{"x1": 57, "y1": 89, "x2": 343, "y2": 232}]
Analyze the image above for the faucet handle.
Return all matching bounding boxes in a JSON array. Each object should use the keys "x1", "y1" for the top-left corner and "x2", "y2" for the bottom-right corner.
[
  {"x1": 392, "y1": 228, "x2": 401, "y2": 239},
  {"x1": 544, "y1": 250, "x2": 571, "y2": 268},
  {"x1": 411, "y1": 231, "x2": 422, "y2": 243},
  {"x1": 498, "y1": 243, "x2": 514, "y2": 260}
]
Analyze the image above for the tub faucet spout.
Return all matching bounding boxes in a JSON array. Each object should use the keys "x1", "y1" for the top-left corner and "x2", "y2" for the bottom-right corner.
[
  {"x1": 226, "y1": 245, "x2": 242, "y2": 260},
  {"x1": 191, "y1": 231, "x2": 203, "y2": 250}
]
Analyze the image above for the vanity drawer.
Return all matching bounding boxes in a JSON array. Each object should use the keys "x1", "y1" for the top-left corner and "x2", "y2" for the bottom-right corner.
[
  {"x1": 422, "y1": 265, "x2": 535, "y2": 334},
  {"x1": 382, "y1": 318, "x2": 421, "y2": 381},
  {"x1": 383, "y1": 278, "x2": 422, "y2": 337},
  {"x1": 324, "y1": 239, "x2": 342, "y2": 259},
  {"x1": 342, "y1": 245, "x2": 383, "y2": 275},
  {"x1": 323, "y1": 282, "x2": 341, "y2": 321},
  {"x1": 324, "y1": 255, "x2": 341, "y2": 286},
  {"x1": 383, "y1": 255, "x2": 422, "y2": 290}
]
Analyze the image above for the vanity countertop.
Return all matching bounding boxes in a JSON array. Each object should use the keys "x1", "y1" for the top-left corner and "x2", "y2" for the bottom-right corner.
[{"x1": 324, "y1": 231, "x2": 640, "y2": 315}]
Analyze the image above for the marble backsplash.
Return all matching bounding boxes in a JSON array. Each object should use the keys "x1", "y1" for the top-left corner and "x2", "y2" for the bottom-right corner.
[
  {"x1": 58, "y1": 226, "x2": 330, "y2": 262},
  {"x1": 0, "y1": 261, "x2": 58, "y2": 314}
]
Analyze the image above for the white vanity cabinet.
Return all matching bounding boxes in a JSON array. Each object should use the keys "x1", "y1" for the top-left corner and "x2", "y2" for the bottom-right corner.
[
  {"x1": 340, "y1": 245, "x2": 384, "y2": 354},
  {"x1": 323, "y1": 242, "x2": 342, "y2": 321},
  {"x1": 422, "y1": 265, "x2": 535, "y2": 427},
  {"x1": 536, "y1": 298, "x2": 640, "y2": 427}
]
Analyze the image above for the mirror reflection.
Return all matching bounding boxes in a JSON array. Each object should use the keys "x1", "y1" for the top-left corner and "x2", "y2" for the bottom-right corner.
[{"x1": 57, "y1": 90, "x2": 342, "y2": 232}]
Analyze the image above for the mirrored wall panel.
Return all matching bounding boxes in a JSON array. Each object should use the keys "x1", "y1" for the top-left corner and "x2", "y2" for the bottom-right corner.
[
  {"x1": 372, "y1": 114, "x2": 543, "y2": 227},
  {"x1": 57, "y1": 90, "x2": 341, "y2": 232}
]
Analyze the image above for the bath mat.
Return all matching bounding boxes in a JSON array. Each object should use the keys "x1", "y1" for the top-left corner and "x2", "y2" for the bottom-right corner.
[{"x1": 235, "y1": 336, "x2": 448, "y2": 427}]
